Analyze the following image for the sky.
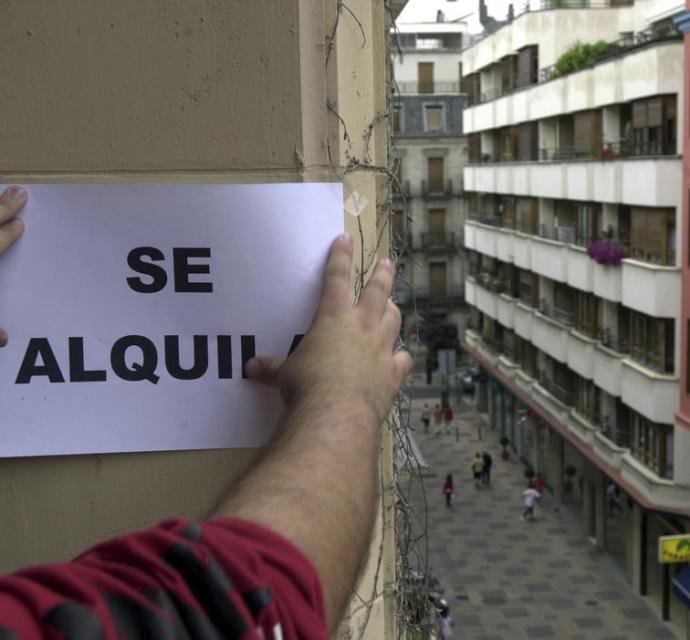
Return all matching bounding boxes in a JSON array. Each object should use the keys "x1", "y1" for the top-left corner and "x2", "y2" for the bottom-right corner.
[{"x1": 398, "y1": 0, "x2": 516, "y2": 33}]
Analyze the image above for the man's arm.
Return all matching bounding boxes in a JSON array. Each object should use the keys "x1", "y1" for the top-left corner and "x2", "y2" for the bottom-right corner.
[{"x1": 216, "y1": 233, "x2": 412, "y2": 632}]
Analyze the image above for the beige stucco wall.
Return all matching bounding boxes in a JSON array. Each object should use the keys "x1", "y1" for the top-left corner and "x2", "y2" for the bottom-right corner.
[{"x1": 0, "y1": 1, "x2": 396, "y2": 637}]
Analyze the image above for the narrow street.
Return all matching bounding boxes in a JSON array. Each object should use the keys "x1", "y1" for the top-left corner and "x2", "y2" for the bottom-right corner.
[{"x1": 405, "y1": 382, "x2": 678, "y2": 640}]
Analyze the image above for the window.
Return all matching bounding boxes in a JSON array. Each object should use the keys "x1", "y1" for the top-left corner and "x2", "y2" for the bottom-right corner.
[
  {"x1": 628, "y1": 95, "x2": 677, "y2": 155},
  {"x1": 574, "y1": 376, "x2": 600, "y2": 425},
  {"x1": 500, "y1": 127, "x2": 519, "y2": 161},
  {"x1": 464, "y1": 72, "x2": 480, "y2": 105},
  {"x1": 575, "y1": 202, "x2": 601, "y2": 246},
  {"x1": 502, "y1": 328, "x2": 516, "y2": 359},
  {"x1": 424, "y1": 104, "x2": 444, "y2": 132},
  {"x1": 427, "y1": 157, "x2": 444, "y2": 192},
  {"x1": 429, "y1": 262, "x2": 447, "y2": 296},
  {"x1": 553, "y1": 283, "x2": 576, "y2": 326},
  {"x1": 631, "y1": 414, "x2": 674, "y2": 479},
  {"x1": 574, "y1": 110, "x2": 602, "y2": 158},
  {"x1": 517, "y1": 45, "x2": 538, "y2": 88},
  {"x1": 516, "y1": 198, "x2": 538, "y2": 234},
  {"x1": 501, "y1": 196, "x2": 516, "y2": 229},
  {"x1": 418, "y1": 62, "x2": 434, "y2": 94},
  {"x1": 630, "y1": 311, "x2": 674, "y2": 374},
  {"x1": 518, "y1": 270, "x2": 539, "y2": 307},
  {"x1": 574, "y1": 290, "x2": 599, "y2": 339},
  {"x1": 515, "y1": 336, "x2": 537, "y2": 377},
  {"x1": 630, "y1": 207, "x2": 675, "y2": 266},
  {"x1": 468, "y1": 133, "x2": 481, "y2": 163},
  {"x1": 518, "y1": 122, "x2": 538, "y2": 161},
  {"x1": 501, "y1": 55, "x2": 518, "y2": 94}
]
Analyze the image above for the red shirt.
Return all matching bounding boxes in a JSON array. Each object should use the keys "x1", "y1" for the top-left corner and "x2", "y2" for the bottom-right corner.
[{"x1": 0, "y1": 517, "x2": 327, "y2": 639}]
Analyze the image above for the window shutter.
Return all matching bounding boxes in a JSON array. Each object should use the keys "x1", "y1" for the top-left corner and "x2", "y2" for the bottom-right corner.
[
  {"x1": 647, "y1": 97, "x2": 663, "y2": 127},
  {"x1": 632, "y1": 100, "x2": 648, "y2": 128}
]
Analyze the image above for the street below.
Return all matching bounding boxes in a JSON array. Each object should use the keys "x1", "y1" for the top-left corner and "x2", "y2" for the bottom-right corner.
[{"x1": 404, "y1": 382, "x2": 678, "y2": 640}]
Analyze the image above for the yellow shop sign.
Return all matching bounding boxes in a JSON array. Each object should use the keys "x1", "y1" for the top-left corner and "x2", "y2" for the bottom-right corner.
[{"x1": 658, "y1": 535, "x2": 690, "y2": 564}]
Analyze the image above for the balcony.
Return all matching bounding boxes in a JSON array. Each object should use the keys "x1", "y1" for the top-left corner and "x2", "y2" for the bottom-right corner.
[
  {"x1": 535, "y1": 372, "x2": 574, "y2": 408},
  {"x1": 621, "y1": 453, "x2": 690, "y2": 515},
  {"x1": 566, "y1": 245, "x2": 593, "y2": 292},
  {"x1": 396, "y1": 81, "x2": 461, "y2": 96},
  {"x1": 497, "y1": 293, "x2": 516, "y2": 328},
  {"x1": 464, "y1": 157, "x2": 681, "y2": 208},
  {"x1": 567, "y1": 330, "x2": 595, "y2": 380},
  {"x1": 620, "y1": 359, "x2": 678, "y2": 424},
  {"x1": 531, "y1": 234, "x2": 567, "y2": 282},
  {"x1": 463, "y1": 36, "x2": 680, "y2": 129},
  {"x1": 418, "y1": 232, "x2": 458, "y2": 252},
  {"x1": 421, "y1": 179, "x2": 455, "y2": 200},
  {"x1": 531, "y1": 308, "x2": 569, "y2": 362},
  {"x1": 408, "y1": 285, "x2": 465, "y2": 311},
  {"x1": 475, "y1": 282, "x2": 499, "y2": 319},
  {"x1": 514, "y1": 302, "x2": 533, "y2": 340},
  {"x1": 622, "y1": 260, "x2": 680, "y2": 318}
]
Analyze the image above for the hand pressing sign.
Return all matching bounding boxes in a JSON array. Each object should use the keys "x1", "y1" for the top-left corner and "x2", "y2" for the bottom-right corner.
[{"x1": 0, "y1": 186, "x2": 27, "y2": 348}]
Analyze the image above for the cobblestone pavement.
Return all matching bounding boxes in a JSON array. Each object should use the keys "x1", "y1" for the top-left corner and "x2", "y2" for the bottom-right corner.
[{"x1": 405, "y1": 388, "x2": 678, "y2": 640}]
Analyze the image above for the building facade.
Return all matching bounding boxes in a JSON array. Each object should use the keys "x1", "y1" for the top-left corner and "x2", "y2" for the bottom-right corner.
[
  {"x1": 461, "y1": 0, "x2": 690, "y2": 633},
  {"x1": 391, "y1": 15, "x2": 470, "y2": 359}
]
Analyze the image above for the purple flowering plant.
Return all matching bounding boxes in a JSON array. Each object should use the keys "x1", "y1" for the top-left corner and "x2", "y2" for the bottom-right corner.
[{"x1": 586, "y1": 239, "x2": 626, "y2": 265}]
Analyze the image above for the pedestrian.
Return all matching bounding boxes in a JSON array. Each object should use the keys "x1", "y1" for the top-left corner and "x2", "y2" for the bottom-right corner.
[
  {"x1": 471, "y1": 453, "x2": 484, "y2": 489},
  {"x1": 443, "y1": 404, "x2": 453, "y2": 435},
  {"x1": 421, "y1": 404, "x2": 431, "y2": 434},
  {"x1": 433, "y1": 404, "x2": 443, "y2": 436},
  {"x1": 436, "y1": 598, "x2": 453, "y2": 639},
  {"x1": 481, "y1": 451, "x2": 492, "y2": 486},
  {"x1": 521, "y1": 483, "x2": 541, "y2": 521},
  {"x1": 533, "y1": 472, "x2": 544, "y2": 494},
  {"x1": 607, "y1": 482, "x2": 624, "y2": 513},
  {"x1": 442, "y1": 474, "x2": 454, "y2": 508}
]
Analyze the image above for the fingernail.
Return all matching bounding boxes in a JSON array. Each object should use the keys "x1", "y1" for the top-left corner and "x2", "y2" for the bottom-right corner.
[
  {"x1": 11, "y1": 217, "x2": 24, "y2": 230},
  {"x1": 244, "y1": 358, "x2": 261, "y2": 379},
  {"x1": 7, "y1": 186, "x2": 25, "y2": 200},
  {"x1": 381, "y1": 257, "x2": 394, "y2": 270},
  {"x1": 341, "y1": 232, "x2": 353, "y2": 245}
]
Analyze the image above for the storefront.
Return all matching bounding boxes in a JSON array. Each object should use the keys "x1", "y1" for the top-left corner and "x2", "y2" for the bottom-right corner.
[{"x1": 643, "y1": 514, "x2": 690, "y2": 638}]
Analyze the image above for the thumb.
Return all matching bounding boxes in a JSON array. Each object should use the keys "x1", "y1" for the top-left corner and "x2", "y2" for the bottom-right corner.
[
  {"x1": 0, "y1": 327, "x2": 7, "y2": 348},
  {"x1": 244, "y1": 356, "x2": 285, "y2": 385}
]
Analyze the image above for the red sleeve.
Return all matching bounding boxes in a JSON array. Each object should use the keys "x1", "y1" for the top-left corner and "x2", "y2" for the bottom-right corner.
[{"x1": 0, "y1": 517, "x2": 327, "y2": 640}]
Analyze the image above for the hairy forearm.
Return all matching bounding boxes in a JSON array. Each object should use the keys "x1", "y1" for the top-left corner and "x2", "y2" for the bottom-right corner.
[{"x1": 214, "y1": 397, "x2": 382, "y2": 632}]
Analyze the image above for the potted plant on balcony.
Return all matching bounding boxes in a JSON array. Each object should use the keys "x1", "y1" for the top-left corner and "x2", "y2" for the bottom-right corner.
[
  {"x1": 586, "y1": 238, "x2": 626, "y2": 265},
  {"x1": 500, "y1": 436, "x2": 510, "y2": 460},
  {"x1": 564, "y1": 465, "x2": 577, "y2": 494}
]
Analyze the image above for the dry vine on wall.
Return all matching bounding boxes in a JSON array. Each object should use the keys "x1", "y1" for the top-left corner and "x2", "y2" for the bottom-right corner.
[{"x1": 324, "y1": 2, "x2": 433, "y2": 638}]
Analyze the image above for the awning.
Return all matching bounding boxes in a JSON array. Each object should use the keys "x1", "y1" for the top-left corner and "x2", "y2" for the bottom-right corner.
[{"x1": 672, "y1": 567, "x2": 690, "y2": 609}]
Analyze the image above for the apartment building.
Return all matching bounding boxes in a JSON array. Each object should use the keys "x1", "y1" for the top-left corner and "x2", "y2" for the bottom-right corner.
[
  {"x1": 460, "y1": 0, "x2": 690, "y2": 632},
  {"x1": 392, "y1": 9, "x2": 469, "y2": 357}
]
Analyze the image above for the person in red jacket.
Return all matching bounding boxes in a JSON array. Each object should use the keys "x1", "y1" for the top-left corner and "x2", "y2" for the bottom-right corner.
[
  {"x1": 442, "y1": 404, "x2": 454, "y2": 435},
  {"x1": 0, "y1": 186, "x2": 412, "y2": 639},
  {"x1": 442, "y1": 474, "x2": 455, "y2": 508}
]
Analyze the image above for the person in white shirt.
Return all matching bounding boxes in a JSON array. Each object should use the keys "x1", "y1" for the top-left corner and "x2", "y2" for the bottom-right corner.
[{"x1": 521, "y1": 483, "x2": 541, "y2": 521}]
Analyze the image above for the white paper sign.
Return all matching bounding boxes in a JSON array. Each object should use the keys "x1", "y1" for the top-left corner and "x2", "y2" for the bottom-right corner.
[{"x1": 0, "y1": 183, "x2": 343, "y2": 457}]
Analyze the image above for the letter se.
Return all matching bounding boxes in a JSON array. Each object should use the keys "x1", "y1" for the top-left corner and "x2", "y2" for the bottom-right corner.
[{"x1": 126, "y1": 247, "x2": 213, "y2": 293}]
